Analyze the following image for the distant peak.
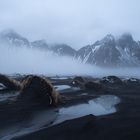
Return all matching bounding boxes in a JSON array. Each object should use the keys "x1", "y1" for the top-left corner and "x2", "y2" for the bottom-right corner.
[
  {"x1": 96, "y1": 34, "x2": 115, "y2": 45},
  {"x1": 120, "y1": 33, "x2": 133, "y2": 41},
  {"x1": 103, "y1": 34, "x2": 115, "y2": 41},
  {"x1": 0, "y1": 29, "x2": 24, "y2": 40},
  {"x1": 0, "y1": 29, "x2": 30, "y2": 46},
  {"x1": 0, "y1": 29, "x2": 17, "y2": 36},
  {"x1": 117, "y1": 33, "x2": 134, "y2": 47},
  {"x1": 93, "y1": 34, "x2": 115, "y2": 46}
]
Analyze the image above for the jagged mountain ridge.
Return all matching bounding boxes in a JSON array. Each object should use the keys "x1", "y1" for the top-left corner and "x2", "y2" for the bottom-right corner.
[
  {"x1": 0, "y1": 29, "x2": 140, "y2": 67},
  {"x1": 76, "y1": 34, "x2": 140, "y2": 67}
]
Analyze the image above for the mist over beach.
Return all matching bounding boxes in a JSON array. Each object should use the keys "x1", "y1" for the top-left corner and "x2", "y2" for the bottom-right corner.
[{"x1": 1, "y1": 1, "x2": 140, "y2": 140}]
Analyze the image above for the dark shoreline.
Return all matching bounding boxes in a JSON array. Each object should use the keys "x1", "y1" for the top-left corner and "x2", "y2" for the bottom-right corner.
[{"x1": 1, "y1": 75, "x2": 140, "y2": 140}]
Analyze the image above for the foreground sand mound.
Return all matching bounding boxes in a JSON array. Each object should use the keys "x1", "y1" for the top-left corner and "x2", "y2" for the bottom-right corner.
[
  {"x1": 19, "y1": 75, "x2": 60, "y2": 106},
  {"x1": 0, "y1": 74, "x2": 21, "y2": 91}
]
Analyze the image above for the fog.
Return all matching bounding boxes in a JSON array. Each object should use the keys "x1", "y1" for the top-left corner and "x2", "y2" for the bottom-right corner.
[
  {"x1": 0, "y1": 45, "x2": 95, "y2": 75},
  {"x1": 0, "y1": 0, "x2": 140, "y2": 48},
  {"x1": 0, "y1": 45, "x2": 140, "y2": 77}
]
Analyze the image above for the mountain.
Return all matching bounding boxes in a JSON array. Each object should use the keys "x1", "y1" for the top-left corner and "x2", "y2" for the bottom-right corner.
[
  {"x1": 116, "y1": 34, "x2": 140, "y2": 65},
  {"x1": 76, "y1": 35, "x2": 121, "y2": 67},
  {"x1": 0, "y1": 29, "x2": 30, "y2": 47},
  {"x1": 76, "y1": 34, "x2": 140, "y2": 67},
  {"x1": 0, "y1": 30, "x2": 76, "y2": 56},
  {"x1": 0, "y1": 29, "x2": 140, "y2": 67},
  {"x1": 31, "y1": 40, "x2": 49, "y2": 50},
  {"x1": 50, "y1": 44, "x2": 76, "y2": 56}
]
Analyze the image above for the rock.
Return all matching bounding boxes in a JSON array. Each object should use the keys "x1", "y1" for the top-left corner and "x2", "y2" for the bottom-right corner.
[
  {"x1": 0, "y1": 74, "x2": 21, "y2": 91},
  {"x1": 19, "y1": 75, "x2": 60, "y2": 106}
]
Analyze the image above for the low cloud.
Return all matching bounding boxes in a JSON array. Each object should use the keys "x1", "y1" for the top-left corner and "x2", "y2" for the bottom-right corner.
[
  {"x1": 0, "y1": 45, "x2": 140, "y2": 77},
  {"x1": 0, "y1": 45, "x2": 95, "y2": 75}
]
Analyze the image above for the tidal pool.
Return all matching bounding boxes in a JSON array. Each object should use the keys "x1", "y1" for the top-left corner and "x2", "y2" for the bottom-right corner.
[{"x1": 53, "y1": 95, "x2": 120, "y2": 124}]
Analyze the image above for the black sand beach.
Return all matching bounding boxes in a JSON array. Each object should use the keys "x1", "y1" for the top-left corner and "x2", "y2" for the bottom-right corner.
[{"x1": 0, "y1": 75, "x2": 140, "y2": 140}]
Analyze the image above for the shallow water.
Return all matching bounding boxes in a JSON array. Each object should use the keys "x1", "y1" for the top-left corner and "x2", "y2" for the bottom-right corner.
[
  {"x1": 53, "y1": 95, "x2": 120, "y2": 125},
  {"x1": 54, "y1": 85, "x2": 80, "y2": 91}
]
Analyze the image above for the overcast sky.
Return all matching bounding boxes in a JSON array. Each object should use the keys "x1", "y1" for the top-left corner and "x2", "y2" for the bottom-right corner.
[{"x1": 0, "y1": 0, "x2": 140, "y2": 49}]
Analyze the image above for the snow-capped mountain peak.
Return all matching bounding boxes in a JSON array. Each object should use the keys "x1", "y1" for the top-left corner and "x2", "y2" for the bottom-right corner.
[
  {"x1": 76, "y1": 34, "x2": 140, "y2": 67},
  {"x1": 101, "y1": 34, "x2": 115, "y2": 43}
]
